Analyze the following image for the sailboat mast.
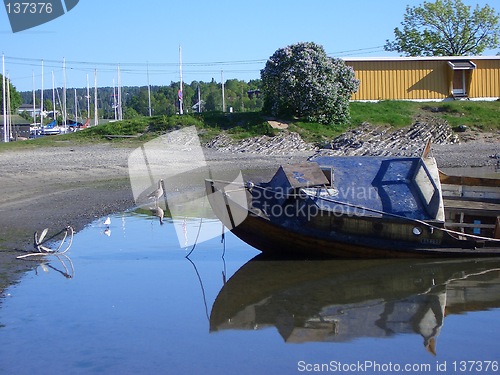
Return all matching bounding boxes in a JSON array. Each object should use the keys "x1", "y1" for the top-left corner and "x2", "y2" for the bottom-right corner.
[
  {"x1": 32, "y1": 71, "x2": 36, "y2": 126},
  {"x1": 6, "y1": 75, "x2": 11, "y2": 140},
  {"x1": 86, "y1": 74, "x2": 90, "y2": 122},
  {"x1": 74, "y1": 88, "x2": 78, "y2": 125},
  {"x1": 113, "y1": 78, "x2": 117, "y2": 121},
  {"x1": 2, "y1": 53, "x2": 8, "y2": 143},
  {"x1": 221, "y1": 70, "x2": 225, "y2": 113},
  {"x1": 52, "y1": 71, "x2": 56, "y2": 122},
  {"x1": 94, "y1": 69, "x2": 98, "y2": 126},
  {"x1": 147, "y1": 62, "x2": 152, "y2": 117},
  {"x1": 63, "y1": 58, "x2": 67, "y2": 127},
  {"x1": 41, "y1": 59, "x2": 44, "y2": 126},
  {"x1": 179, "y1": 45, "x2": 183, "y2": 115},
  {"x1": 117, "y1": 65, "x2": 122, "y2": 121},
  {"x1": 198, "y1": 85, "x2": 201, "y2": 113}
]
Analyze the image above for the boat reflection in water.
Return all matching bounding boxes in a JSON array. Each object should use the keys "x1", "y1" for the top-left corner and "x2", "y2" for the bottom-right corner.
[{"x1": 210, "y1": 257, "x2": 500, "y2": 354}]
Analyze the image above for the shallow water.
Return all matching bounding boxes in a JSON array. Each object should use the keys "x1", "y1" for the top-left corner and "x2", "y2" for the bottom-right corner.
[{"x1": 1, "y1": 211, "x2": 500, "y2": 375}]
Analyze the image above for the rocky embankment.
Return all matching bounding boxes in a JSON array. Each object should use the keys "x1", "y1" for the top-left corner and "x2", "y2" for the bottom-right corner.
[
  {"x1": 205, "y1": 115, "x2": 499, "y2": 168},
  {"x1": 313, "y1": 115, "x2": 460, "y2": 158},
  {"x1": 206, "y1": 131, "x2": 316, "y2": 156},
  {"x1": 205, "y1": 115, "x2": 462, "y2": 157}
]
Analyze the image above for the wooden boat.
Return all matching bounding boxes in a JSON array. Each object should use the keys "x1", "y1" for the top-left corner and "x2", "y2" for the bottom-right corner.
[
  {"x1": 205, "y1": 155, "x2": 500, "y2": 258},
  {"x1": 210, "y1": 256, "x2": 500, "y2": 350}
]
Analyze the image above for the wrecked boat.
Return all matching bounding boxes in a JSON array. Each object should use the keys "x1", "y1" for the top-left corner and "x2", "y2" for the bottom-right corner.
[{"x1": 205, "y1": 155, "x2": 500, "y2": 258}]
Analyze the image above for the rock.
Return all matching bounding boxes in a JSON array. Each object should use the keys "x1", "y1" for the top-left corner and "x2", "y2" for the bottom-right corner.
[
  {"x1": 311, "y1": 115, "x2": 460, "y2": 159},
  {"x1": 205, "y1": 131, "x2": 317, "y2": 156}
]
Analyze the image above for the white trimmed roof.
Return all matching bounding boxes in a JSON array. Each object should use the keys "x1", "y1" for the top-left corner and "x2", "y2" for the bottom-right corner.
[{"x1": 342, "y1": 55, "x2": 500, "y2": 62}]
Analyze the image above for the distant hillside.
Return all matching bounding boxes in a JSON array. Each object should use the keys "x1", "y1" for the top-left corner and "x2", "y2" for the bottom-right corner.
[{"x1": 19, "y1": 79, "x2": 263, "y2": 120}]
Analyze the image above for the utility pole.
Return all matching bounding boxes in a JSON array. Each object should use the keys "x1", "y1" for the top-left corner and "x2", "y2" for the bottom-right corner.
[
  {"x1": 221, "y1": 70, "x2": 225, "y2": 113},
  {"x1": 113, "y1": 78, "x2": 117, "y2": 121},
  {"x1": 117, "y1": 65, "x2": 123, "y2": 120},
  {"x1": 198, "y1": 85, "x2": 201, "y2": 113},
  {"x1": 147, "y1": 62, "x2": 152, "y2": 117}
]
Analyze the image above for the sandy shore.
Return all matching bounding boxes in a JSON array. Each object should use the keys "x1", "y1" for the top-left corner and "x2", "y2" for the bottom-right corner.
[
  {"x1": 0, "y1": 141, "x2": 304, "y2": 289},
  {"x1": 0, "y1": 135, "x2": 498, "y2": 290}
]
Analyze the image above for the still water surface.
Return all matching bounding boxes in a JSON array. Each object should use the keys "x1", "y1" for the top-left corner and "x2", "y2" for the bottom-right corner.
[{"x1": 1, "y1": 211, "x2": 500, "y2": 375}]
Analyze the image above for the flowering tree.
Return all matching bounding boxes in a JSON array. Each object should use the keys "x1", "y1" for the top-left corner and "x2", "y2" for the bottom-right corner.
[{"x1": 260, "y1": 42, "x2": 359, "y2": 125}]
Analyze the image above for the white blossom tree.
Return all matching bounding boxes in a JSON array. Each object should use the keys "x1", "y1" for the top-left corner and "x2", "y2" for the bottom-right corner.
[{"x1": 261, "y1": 42, "x2": 359, "y2": 125}]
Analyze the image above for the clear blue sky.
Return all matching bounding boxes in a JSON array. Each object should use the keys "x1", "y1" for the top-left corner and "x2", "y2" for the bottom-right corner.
[{"x1": 1, "y1": 0, "x2": 498, "y2": 92}]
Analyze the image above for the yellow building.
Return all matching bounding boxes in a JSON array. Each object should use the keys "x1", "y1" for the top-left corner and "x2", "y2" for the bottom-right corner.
[{"x1": 344, "y1": 56, "x2": 500, "y2": 101}]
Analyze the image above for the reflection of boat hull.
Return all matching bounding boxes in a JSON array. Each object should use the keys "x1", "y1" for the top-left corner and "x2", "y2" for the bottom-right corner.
[
  {"x1": 210, "y1": 256, "x2": 500, "y2": 348},
  {"x1": 206, "y1": 156, "x2": 500, "y2": 258}
]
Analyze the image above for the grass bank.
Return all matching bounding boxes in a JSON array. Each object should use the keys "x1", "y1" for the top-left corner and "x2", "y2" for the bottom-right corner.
[{"x1": 1, "y1": 100, "x2": 498, "y2": 150}]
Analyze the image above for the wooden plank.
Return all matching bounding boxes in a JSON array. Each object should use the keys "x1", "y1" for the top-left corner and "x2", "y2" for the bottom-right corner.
[
  {"x1": 104, "y1": 134, "x2": 140, "y2": 140},
  {"x1": 439, "y1": 171, "x2": 500, "y2": 187},
  {"x1": 444, "y1": 199, "x2": 500, "y2": 214},
  {"x1": 445, "y1": 222, "x2": 495, "y2": 229}
]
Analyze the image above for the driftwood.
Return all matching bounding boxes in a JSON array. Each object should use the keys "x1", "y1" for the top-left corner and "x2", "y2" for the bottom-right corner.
[
  {"x1": 17, "y1": 226, "x2": 74, "y2": 259},
  {"x1": 16, "y1": 226, "x2": 75, "y2": 278}
]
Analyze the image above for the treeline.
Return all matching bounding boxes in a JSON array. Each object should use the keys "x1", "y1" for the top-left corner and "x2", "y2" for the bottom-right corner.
[{"x1": 19, "y1": 79, "x2": 263, "y2": 121}]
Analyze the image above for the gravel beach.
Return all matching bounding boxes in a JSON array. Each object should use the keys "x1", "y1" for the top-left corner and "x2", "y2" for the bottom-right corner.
[{"x1": 0, "y1": 130, "x2": 498, "y2": 290}]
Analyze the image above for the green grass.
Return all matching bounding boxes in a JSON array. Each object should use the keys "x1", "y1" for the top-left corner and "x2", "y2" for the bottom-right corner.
[
  {"x1": 420, "y1": 101, "x2": 500, "y2": 131},
  {"x1": 350, "y1": 101, "x2": 420, "y2": 127},
  {"x1": 287, "y1": 121, "x2": 348, "y2": 144},
  {"x1": 1, "y1": 101, "x2": 498, "y2": 151}
]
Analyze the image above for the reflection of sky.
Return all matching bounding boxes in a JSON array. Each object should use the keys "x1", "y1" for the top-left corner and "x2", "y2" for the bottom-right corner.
[
  {"x1": 128, "y1": 127, "x2": 248, "y2": 248},
  {"x1": 0, "y1": 212, "x2": 499, "y2": 374}
]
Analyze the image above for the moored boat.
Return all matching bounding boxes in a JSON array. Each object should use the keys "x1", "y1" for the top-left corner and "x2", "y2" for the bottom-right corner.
[{"x1": 205, "y1": 155, "x2": 500, "y2": 258}]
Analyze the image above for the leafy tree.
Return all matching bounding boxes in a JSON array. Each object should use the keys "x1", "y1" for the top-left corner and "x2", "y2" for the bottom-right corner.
[
  {"x1": 0, "y1": 75, "x2": 22, "y2": 114},
  {"x1": 123, "y1": 106, "x2": 140, "y2": 119},
  {"x1": 204, "y1": 91, "x2": 221, "y2": 112},
  {"x1": 129, "y1": 87, "x2": 152, "y2": 116},
  {"x1": 261, "y1": 42, "x2": 359, "y2": 125},
  {"x1": 385, "y1": 0, "x2": 500, "y2": 56}
]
